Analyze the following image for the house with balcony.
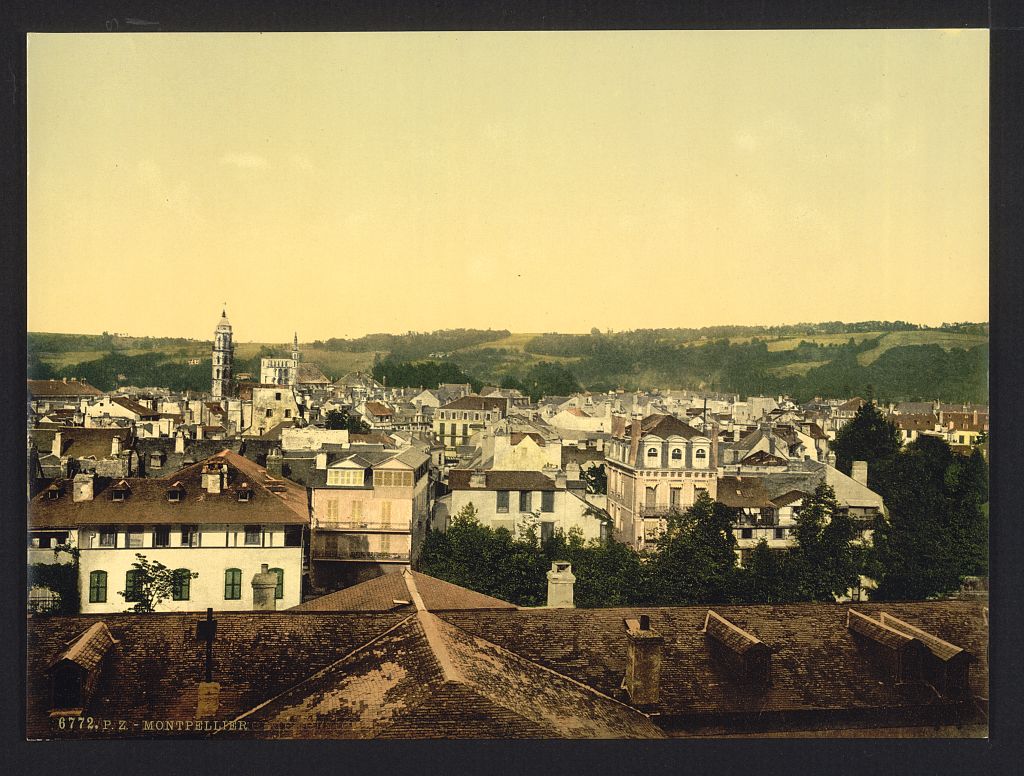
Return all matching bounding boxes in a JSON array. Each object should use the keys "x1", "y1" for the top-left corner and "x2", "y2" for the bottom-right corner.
[
  {"x1": 308, "y1": 447, "x2": 431, "y2": 589},
  {"x1": 605, "y1": 414, "x2": 718, "y2": 549},
  {"x1": 28, "y1": 449, "x2": 308, "y2": 613}
]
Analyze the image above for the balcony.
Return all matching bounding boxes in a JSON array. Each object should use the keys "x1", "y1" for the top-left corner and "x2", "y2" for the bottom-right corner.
[
  {"x1": 640, "y1": 504, "x2": 683, "y2": 518},
  {"x1": 312, "y1": 549, "x2": 410, "y2": 563},
  {"x1": 316, "y1": 520, "x2": 411, "y2": 533}
]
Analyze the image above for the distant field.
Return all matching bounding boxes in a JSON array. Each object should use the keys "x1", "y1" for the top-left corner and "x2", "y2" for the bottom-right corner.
[
  {"x1": 856, "y1": 331, "x2": 989, "y2": 365},
  {"x1": 766, "y1": 361, "x2": 827, "y2": 377},
  {"x1": 765, "y1": 332, "x2": 887, "y2": 352},
  {"x1": 37, "y1": 350, "x2": 111, "y2": 369},
  {"x1": 457, "y1": 332, "x2": 544, "y2": 352}
]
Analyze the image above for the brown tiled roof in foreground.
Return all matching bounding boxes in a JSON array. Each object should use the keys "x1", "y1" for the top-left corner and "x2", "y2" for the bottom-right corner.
[
  {"x1": 292, "y1": 571, "x2": 516, "y2": 613},
  {"x1": 28, "y1": 379, "x2": 104, "y2": 398}
]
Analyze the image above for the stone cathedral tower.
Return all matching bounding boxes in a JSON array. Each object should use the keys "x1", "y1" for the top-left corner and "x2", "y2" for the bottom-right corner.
[{"x1": 211, "y1": 307, "x2": 234, "y2": 398}]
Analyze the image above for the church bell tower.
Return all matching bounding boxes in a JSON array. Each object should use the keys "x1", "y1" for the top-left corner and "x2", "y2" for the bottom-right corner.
[{"x1": 211, "y1": 307, "x2": 234, "y2": 398}]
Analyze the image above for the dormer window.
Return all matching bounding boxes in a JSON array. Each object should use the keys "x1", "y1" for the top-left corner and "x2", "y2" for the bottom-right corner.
[
  {"x1": 45, "y1": 486, "x2": 61, "y2": 500},
  {"x1": 237, "y1": 483, "x2": 252, "y2": 502},
  {"x1": 166, "y1": 481, "x2": 184, "y2": 502},
  {"x1": 111, "y1": 487, "x2": 129, "y2": 502}
]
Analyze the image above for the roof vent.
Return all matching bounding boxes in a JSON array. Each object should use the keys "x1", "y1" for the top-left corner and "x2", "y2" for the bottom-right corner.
[
  {"x1": 879, "y1": 612, "x2": 972, "y2": 696},
  {"x1": 847, "y1": 609, "x2": 927, "y2": 684},
  {"x1": 702, "y1": 610, "x2": 771, "y2": 686}
]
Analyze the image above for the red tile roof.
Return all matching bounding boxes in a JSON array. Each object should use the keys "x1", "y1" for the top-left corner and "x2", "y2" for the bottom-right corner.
[
  {"x1": 292, "y1": 571, "x2": 516, "y2": 613},
  {"x1": 28, "y1": 379, "x2": 103, "y2": 398}
]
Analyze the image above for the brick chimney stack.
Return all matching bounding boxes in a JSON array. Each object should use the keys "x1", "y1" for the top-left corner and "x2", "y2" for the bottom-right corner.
[
  {"x1": 546, "y1": 561, "x2": 576, "y2": 608},
  {"x1": 623, "y1": 615, "x2": 664, "y2": 706},
  {"x1": 629, "y1": 413, "x2": 643, "y2": 467},
  {"x1": 51, "y1": 431, "x2": 63, "y2": 458},
  {"x1": 251, "y1": 564, "x2": 278, "y2": 611},
  {"x1": 851, "y1": 460, "x2": 868, "y2": 487}
]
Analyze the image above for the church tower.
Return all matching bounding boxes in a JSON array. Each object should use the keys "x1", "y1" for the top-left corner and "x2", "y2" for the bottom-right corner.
[
  {"x1": 211, "y1": 307, "x2": 234, "y2": 398},
  {"x1": 291, "y1": 332, "x2": 301, "y2": 364}
]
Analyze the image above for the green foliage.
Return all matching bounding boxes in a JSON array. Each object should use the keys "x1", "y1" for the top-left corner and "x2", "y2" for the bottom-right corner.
[
  {"x1": 644, "y1": 493, "x2": 741, "y2": 605},
  {"x1": 118, "y1": 553, "x2": 198, "y2": 613},
  {"x1": 830, "y1": 402, "x2": 902, "y2": 478},
  {"x1": 321, "y1": 329, "x2": 510, "y2": 359},
  {"x1": 324, "y1": 408, "x2": 371, "y2": 434},
  {"x1": 869, "y1": 437, "x2": 989, "y2": 600},
  {"x1": 371, "y1": 356, "x2": 480, "y2": 392},
  {"x1": 739, "y1": 541, "x2": 791, "y2": 604},
  {"x1": 785, "y1": 484, "x2": 861, "y2": 601},
  {"x1": 581, "y1": 464, "x2": 607, "y2": 495},
  {"x1": 499, "y1": 362, "x2": 582, "y2": 401},
  {"x1": 541, "y1": 528, "x2": 646, "y2": 608},
  {"x1": 28, "y1": 560, "x2": 80, "y2": 615}
]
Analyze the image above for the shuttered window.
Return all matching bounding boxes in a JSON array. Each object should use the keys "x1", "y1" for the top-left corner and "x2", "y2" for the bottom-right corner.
[
  {"x1": 88, "y1": 571, "x2": 107, "y2": 603},
  {"x1": 224, "y1": 568, "x2": 242, "y2": 600}
]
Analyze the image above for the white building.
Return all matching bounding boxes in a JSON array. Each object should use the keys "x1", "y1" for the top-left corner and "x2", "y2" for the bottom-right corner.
[{"x1": 29, "y1": 450, "x2": 308, "y2": 613}]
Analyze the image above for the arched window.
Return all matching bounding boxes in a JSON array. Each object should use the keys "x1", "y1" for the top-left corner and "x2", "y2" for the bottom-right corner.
[
  {"x1": 88, "y1": 571, "x2": 107, "y2": 603},
  {"x1": 647, "y1": 447, "x2": 658, "y2": 458},
  {"x1": 224, "y1": 568, "x2": 242, "y2": 600},
  {"x1": 695, "y1": 449, "x2": 707, "y2": 459},
  {"x1": 269, "y1": 568, "x2": 284, "y2": 600},
  {"x1": 671, "y1": 448, "x2": 682, "y2": 460},
  {"x1": 171, "y1": 569, "x2": 192, "y2": 601}
]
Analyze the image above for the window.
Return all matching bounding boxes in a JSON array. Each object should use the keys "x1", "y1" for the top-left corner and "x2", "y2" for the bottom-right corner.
[
  {"x1": 373, "y1": 470, "x2": 413, "y2": 487},
  {"x1": 541, "y1": 491, "x2": 554, "y2": 513},
  {"x1": 695, "y1": 449, "x2": 707, "y2": 459},
  {"x1": 496, "y1": 490, "x2": 510, "y2": 513},
  {"x1": 98, "y1": 528, "x2": 116, "y2": 548},
  {"x1": 325, "y1": 499, "x2": 340, "y2": 520},
  {"x1": 774, "y1": 528, "x2": 785, "y2": 540},
  {"x1": 124, "y1": 570, "x2": 142, "y2": 602},
  {"x1": 519, "y1": 491, "x2": 532, "y2": 512},
  {"x1": 541, "y1": 522, "x2": 555, "y2": 543},
  {"x1": 112, "y1": 489, "x2": 126, "y2": 502},
  {"x1": 741, "y1": 528, "x2": 753, "y2": 539},
  {"x1": 269, "y1": 568, "x2": 284, "y2": 599},
  {"x1": 127, "y1": 529, "x2": 144, "y2": 549},
  {"x1": 244, "y1": 525, "x2": 262, "y2": 546},
  {"x1": 670, "y1": 487, "x2": 681, "y2": 509},
  {"x1": 46, "y1": 488, "x2": 60, "y2": 500},
  {"x1": 167, "y1": 488, "x2": 182, "y2": 503},
  {"x1": 265, "y1": 409, "x2": 273, "y2": 418},
  {"x1": 439, "y1": 422, "x2": 445, "y2": 436},
  {"x1": 153, "y1": 526, "x2": 171, "y2": 547},
  {"x1": 149, "y1": 454, "x2": 163, "y2": 469},
  {"x1": 275, "y1": 392, "x2": 282, "y2": 401},
  {"x1": 647, "y1": 447, "x2": 658, "y2": 458},
  {"x1": 284, "y1": 409, "x2": 292, "y2": 419},
  {"x1": 237, "y1": 489, "x2": 251, "y2": 502},
  {"x1": 181, "y1": 525, "x2": 200, "y2": 547},
  {"x1": 671, "y1": 448, "x2": 682, "y2": 460},
  {"x1": 224, "y1": 569, "x2": 242, "y2": 600},
  {"x1": 88, "y1": 571, "x2": 107, "y2": 603},
  {"x1": 380, "y1": 501, "x2": 392, "y2": 526},
  {"x1": 171, "y1": 570, "x2": 191, "y2": 601},
  {"x1": 328, "y1": 468, "x2": 364, "y2": 486}
]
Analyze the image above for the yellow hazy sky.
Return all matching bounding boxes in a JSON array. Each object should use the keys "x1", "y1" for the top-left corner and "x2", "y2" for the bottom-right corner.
[{"x1": 28, "y1": 30, "x2": 988, "y2": 342}]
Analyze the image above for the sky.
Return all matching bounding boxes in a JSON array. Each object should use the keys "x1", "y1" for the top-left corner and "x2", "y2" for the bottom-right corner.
[{"x1": 28, "y1": 30, "x2": 988, "y2": 343}]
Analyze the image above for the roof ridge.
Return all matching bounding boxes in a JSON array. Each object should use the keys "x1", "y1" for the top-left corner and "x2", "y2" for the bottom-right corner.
[
  {"x1": 220, "y1": 613, "x2": 418, "y2": 731},
  {"x1": 404, "y1": 570, "x2": 464, "y2": 684}
]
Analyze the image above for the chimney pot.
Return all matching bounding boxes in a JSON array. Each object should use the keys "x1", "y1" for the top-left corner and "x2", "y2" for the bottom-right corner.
[
  {"x1": 546, "y1": 561, "x2": 576, "y2": 608},
  {"x1": 623, "y1": 615, "x2": 664, "y2": 706},
  {"x1": 251, "y1": 565, "x2": 278, "y2": 611}
]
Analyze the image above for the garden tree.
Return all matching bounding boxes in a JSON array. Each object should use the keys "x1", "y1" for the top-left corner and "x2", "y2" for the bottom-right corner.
[
  {"x1": 869, "y1": 436, "x2": 989, "y2": 600},
  {"x1": 644, "y1": 492, "x2": 741, "y2": 605},
  {"x1": 415, "y1": 503, "x2": 547, "y2": 606},
  {"x1": 118, "y1": 554, "x2": 198, "y2": 613},
  {"x1": 739, "y1": 540, "x2": 792, "y2": 604},
  {"x1": 323, "y1": 408, "x2": 370, "y2": 434},
  {"x1": 829, "y1": 401, "x2": 902, "y2": 479},
  {"x1": 581, "y1": 463, "x2": 607, "y2": 495},
  {"x1": 541, "y1": 527, "x2": 645, "y2": 608},
  {"x1": 786, "y1": 483, "x2": 861, "y2": 601}
]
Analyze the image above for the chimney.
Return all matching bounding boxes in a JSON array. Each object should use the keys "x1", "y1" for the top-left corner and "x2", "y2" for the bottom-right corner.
[
  {"x1": 266, "y1": 447, "x2": 283, "y2": 477},
  {"x1": 315, "y1": 451, "x2": 328, "y2": 470},
  {"x1": 851, "y1": 460, "x2": 868, "y2": 487},
  {"x1": 251, "y1": 564, "x2": 278, "y2": 611},
  {"x1": 629, "y1": 413, "x2": 642, "y2": 466},
  {"x1": 175, "y1": 430, "x2": 186, "y2": 454},
  {"x1": 469, "y1": 470, "x2": 487, "y2": 488},
  {"x1": 51, "y1": 431, "x2": 63, "y2": 458},
  {"x1": 565, "y1": 462, "x2": 581, "y2": 483},
  {"x1": 973, "y1": 409, "x2": 979, "y2": 427},
  {"x1": 72, "y1": 472, "x2": 95, "y2": 502},
  {"x1": 196, "y1": 424, "x2": 205, "y2": 440},
  {"x1": 710, "y1": 419, "x2": 719, "y2": 468},
  {"x1": 546, "y1": 561, "x2": 576, "y2": 608},
  {"x1": 554, "y1": 469, "x2": 567, "y2": 489},
  {"x1": 111, "y1": 436, "x2": 122, "y2": 456},
  {"x1": 623, "y1": 615, "x2": 664, "y2": 706},
  {"x1": 202, "y1": 463, "x2": 224, "y2": 494}
]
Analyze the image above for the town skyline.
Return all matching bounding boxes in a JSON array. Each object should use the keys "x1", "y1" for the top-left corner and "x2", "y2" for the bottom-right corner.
[{"x1": 29, "y1": 30, "x2": 987, "y2": 342}]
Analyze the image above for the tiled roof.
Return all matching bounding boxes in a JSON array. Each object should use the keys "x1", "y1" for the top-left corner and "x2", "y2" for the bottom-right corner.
[
  {"x1": 27, "y1": 612, "x2": 407, "y2": 739},
  {"x1": 29, "y1": 449, "x2": 309, "y2": 528},
  {"x1": 296, "y1": 362, "x2": 331, "y2": 384},
  {"x1": 111, "y1": 396, "x2": 160, "y2": 417},
  {"x1": 28, "y1": 379, "x2": 103, "y2": 398},
  {"x1": 292, "y1": 571, "x2": 516, "y2": 613},
  {"x1": 448, "y1": 470, "x2": 558, "y2": 492},
  {"x1": 32, "y1": 428, "x2": 130, "y2": 461},
  {"x1": 440, "y1": 396, "x2": 507, "y2": 412},
  {"x1": 364, "y1": 401, "x2": 393, "y2": 417},
  {"x1": 438, "y1": 600, "x2": 988, "y2": 729},
  {"x1": 715, "y1": 476, "x2": 774, "y2": 509}
]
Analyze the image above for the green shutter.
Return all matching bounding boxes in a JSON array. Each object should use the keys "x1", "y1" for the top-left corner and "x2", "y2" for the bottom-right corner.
[
  {"x1": 125, "y1": 570, "x2": 139, "y2": 602},
  {"x1": 270, "y1": 568, "x2": 284, "y2": 599},
  {"x1": 224, "y1": 568, "x2": 241, "y2": 600},
  {"x1": 172, "y1": 569, "x2": 191, "y2": 601},
  {"x1": 89, "y1": 570, "x2": 107, "y2": 603}
]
